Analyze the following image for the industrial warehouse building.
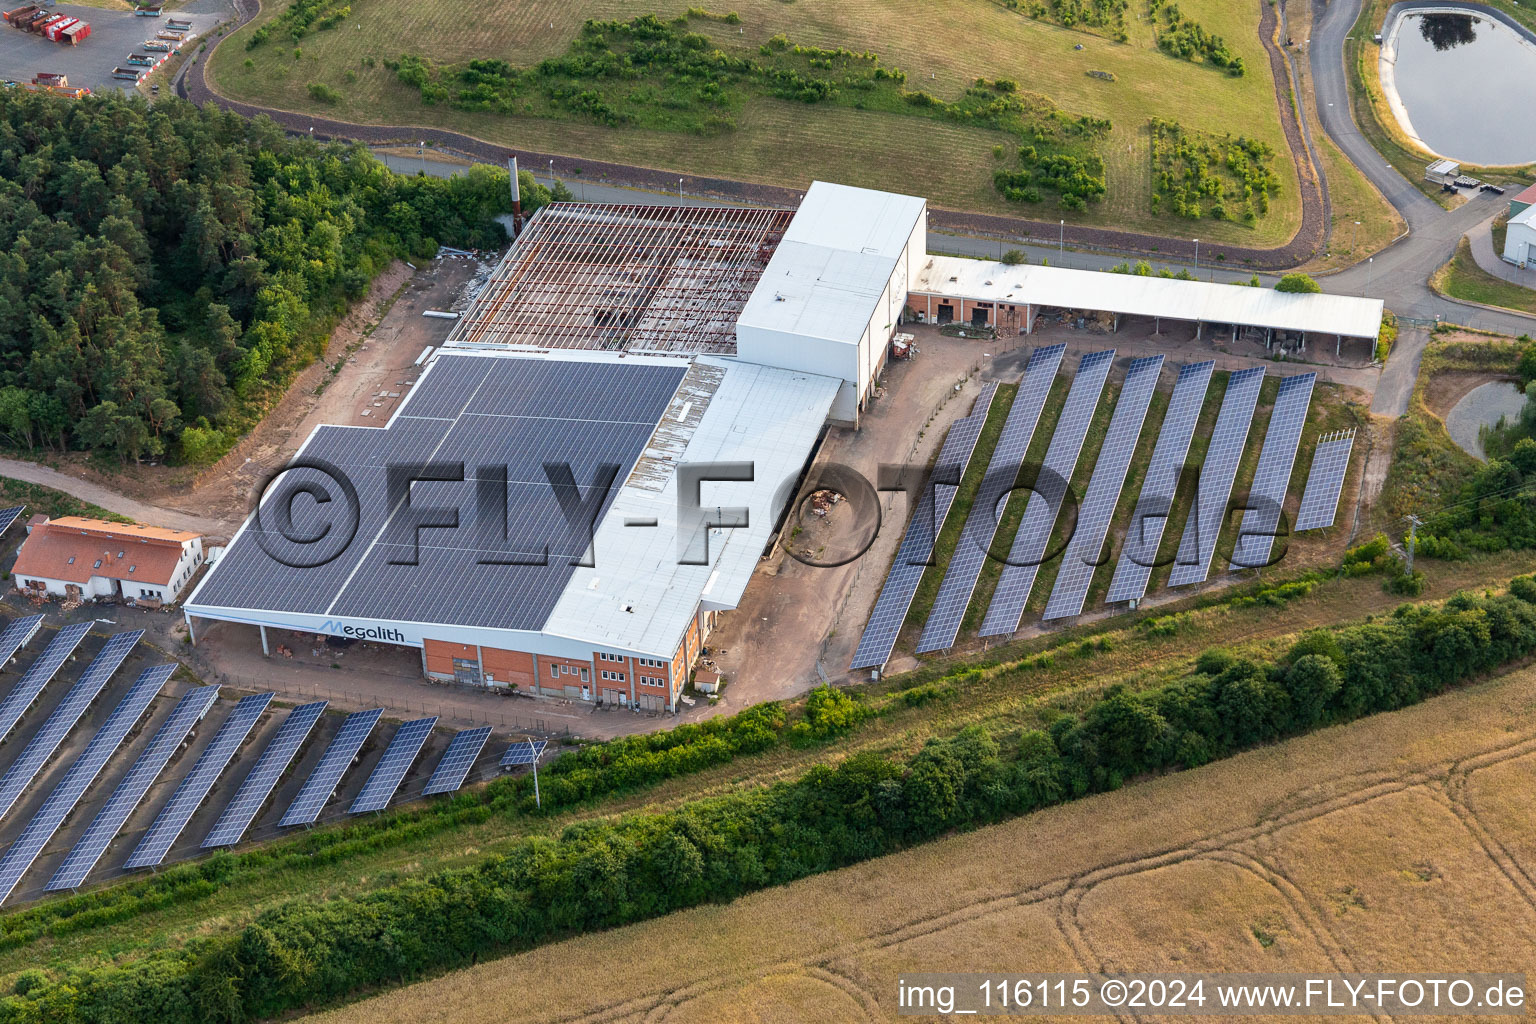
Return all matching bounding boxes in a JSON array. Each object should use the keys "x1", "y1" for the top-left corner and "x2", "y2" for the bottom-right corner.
[{"x1": 186, "y1": 179, "x2": 1384, "y2": 711}]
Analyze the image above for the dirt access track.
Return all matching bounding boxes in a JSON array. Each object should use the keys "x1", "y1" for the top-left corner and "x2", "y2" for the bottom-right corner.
[{"x1": 2, "y1": 257, "x2": 485, "y2": 540}]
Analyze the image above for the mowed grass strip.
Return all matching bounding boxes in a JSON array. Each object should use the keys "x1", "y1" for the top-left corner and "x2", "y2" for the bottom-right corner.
[
  {"x1": 1431, "y1": 238, "x2": 1536, "y2": 316},
  {"x1": 211, "y1": 0, "x2": 1302, "y2": 244}
]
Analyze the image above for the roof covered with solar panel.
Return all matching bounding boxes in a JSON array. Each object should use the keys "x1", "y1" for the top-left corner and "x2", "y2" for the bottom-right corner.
[{"x1": 186, "y1": 348, "x2": 839, "y2": 659}]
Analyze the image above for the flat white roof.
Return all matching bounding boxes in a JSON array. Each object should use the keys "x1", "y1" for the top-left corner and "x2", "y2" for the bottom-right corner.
[
  {"x1": 781, "y1": 181, "x2": 926, "y2": 260},
  {"x1": 914, "y1": 256, "x2": 1385, "y2": 340},
  {"x1": 1510, "y1": 203, "x2": 1536, "y2": 230},
  {"x1": 543, "y1": 357, "x2": 840, "y2": 657},
  {"x1": 736, "y1": 181, "x2": 925, "y2": 346}
]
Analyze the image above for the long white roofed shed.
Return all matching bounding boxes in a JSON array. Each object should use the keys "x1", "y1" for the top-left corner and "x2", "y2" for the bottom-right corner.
[{"x1": 912, "y1": 255, "x2": 1384, "y2": 345}]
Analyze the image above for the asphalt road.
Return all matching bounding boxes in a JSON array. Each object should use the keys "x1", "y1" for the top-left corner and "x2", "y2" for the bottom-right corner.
[{"x1": 1308, "y1": 0, "x2": 1536, "y2": 349}]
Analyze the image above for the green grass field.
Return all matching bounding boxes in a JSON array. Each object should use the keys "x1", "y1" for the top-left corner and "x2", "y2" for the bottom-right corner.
[
  {"x1": 210, "y1": 0, "x2": 1303, "y2": 245},
  {"x1": 1432, "y1": 238, "x2": 1536, "y2": 316}
]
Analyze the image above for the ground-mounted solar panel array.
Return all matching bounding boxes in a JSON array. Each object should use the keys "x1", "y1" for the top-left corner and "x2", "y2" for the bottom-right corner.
[
  {"x1": 979, "y1": 349, "x2": 1116, "y2": 638},
  {"x1": 203, "y1": 701, "x2": 328, "y2": 848},
  {"x1": 0, "y1": 506, "x2": 26, "y2": 541},
  {"x1": 0, "y1": 615, "x2": 43, "y2": 671},
  {"x1": 1229, "y1": 373, "x2": 1316, "y2": 571},
  {"x1": 48, "y1": 685, "x2": 221, "y2": 892},
  {"x1": 423, "y1": 726, "x2": 493, "y2": 795},
  {"x1": 853, "y1": 350, "x2": 1352, "y2": 661},
  {"x1": 0, "y1": 630, "x2": 142, "y2": 822},
  {"x1": 1105, "y1": 361, "x2": 1216, "y2": 605},
  {"x1": 850, "y1": 381, "x2": 1000, "y2": 670},
  {"x1": 280, "y1": 708, "x2": 383, "y2": 827},
  {"x1": 500, "y1": 738, "x2": 549, "y2": 768},
  {"x1": 0, "y1": 622, "x2": 93, "y2": 744},
  {"x1": 1042, "y1": 355, "x2": 1164, "y2": 622},
  {"x1": 1295, "y1": 430, "x2": 1356, "y2": 531},
  {"x1": 0, "y1": 664, "x2": 171, "y2": 905},
  {"x1": 124, "y1": 692, "x2": 276, "y2": 870},
  {"x1": 351, "y1": 716, "x2": 437, "y2": 813},
  {"x1": 1168, "y1": 367, "x2": 1266, "y2": 588},
  {"x1": 917, "y1": 344, "x2": 1065, "y2": 654},
  {"x1": 0, "y1": 615, "x2": 550, "y2": 903}
]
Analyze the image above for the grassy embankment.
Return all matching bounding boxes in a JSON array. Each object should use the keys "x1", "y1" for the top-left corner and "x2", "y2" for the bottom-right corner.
[
  {"x1": 210, "y1": 0, "x2": 1302, "y2": 247},
  {"x1": 1432, "y1": 238, "x2": 1536, "y2": 316}
]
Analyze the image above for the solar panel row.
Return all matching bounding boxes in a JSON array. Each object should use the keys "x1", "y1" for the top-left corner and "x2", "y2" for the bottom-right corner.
[
  {"x1": 0, "y1": 630, "x2": 142, "y2": 822},
  {"x1": 850, "y1": 381, "x2": 1001, "y2": 670},
  {"x1": 0, "y1": 506, "x2": 25, "y2": 539},
  {"x1": 1230, "y1": 373, "x2": 1316, "y2": 570},
  {"x1": 500, "y1": 738, "x2": 548, "y2": 768},
  {"x1": 0, "y1": 622, "x2": 93, "y2": 745},
  {"x1": 1104, "y1": 361, "x2": 1216, "y2": 605},
  {"x1": 422, "y1": 726, "x2": 492, "y2": 796},
  {"x1": 1295, "y1": 430, "x2": 1356, "y2": 532},
  {"x1": 0, "y1": 614, "x2": 44, "y2": 672},
  {"x1": 350, "y1": 716, "x2": 436, "y2": 813},
  {"x1": 123, "y1": 692, "x2": 275, "y2": 870},
  {"x1": 280, "y1": 708, "x2": 382, "y2": 826},
  {"x1": 979, "y1": 350, "x2": 1117, "y2": 637},
  {"x1": 1042, "y1": 355, "x2": 1165, "y2": 621},
  {"x1": 47, "y1": 685, "x2": 220, "y2": 892},
  {"x1": 916, "y1": 344, "x2": 1066, "y2": 654},
  {"x1": 203, "y1": 701, "x2": 327, "y2": 848},
  {"x1": 1168, "y1": 368, "x2": 1266, "y2": 588},
  {"x1": 0, "y1": 665, "x2": 171, "y2": 905}
]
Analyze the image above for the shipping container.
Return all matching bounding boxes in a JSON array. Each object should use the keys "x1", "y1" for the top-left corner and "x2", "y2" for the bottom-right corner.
[
  {"x1": 29, "y1": 13, "x2": 63, "y2": 33},
  {"x1": 111, "y1": 66, "x2": 143, "y2": 80},
  {"x1": 141, "y1": 38, "x2": 170, "y2": 49},
  {"x1": 60, "y1": 20, "x2": 88, "y2": 43},
  {"x1": 166, "y1": 17, "x2": 190, "y2": 27},
  {"x1": 2, "y1": 5, "x2": 38, "y2": 24},
  {"x1": 125, "y1": 52, "x2": 153, "y2": 65},
  {"x1": 44, "y1": 17, "x2": 77, "y2": 40},
  {"x1": 134, "y1": 7, "x2": 161, "y2": 15},
  {"x1": 31, "y1": 71, "x2": 66, "y2": 85}
]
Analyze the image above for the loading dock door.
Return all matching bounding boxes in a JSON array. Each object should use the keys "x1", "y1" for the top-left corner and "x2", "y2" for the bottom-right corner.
[{"x1": 936, "y1": 303, "x2": 954, "y2": 325}]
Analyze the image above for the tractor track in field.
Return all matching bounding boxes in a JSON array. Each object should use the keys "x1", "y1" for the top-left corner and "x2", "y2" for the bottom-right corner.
[{"x1": 182, "y1": 0, "x2": 1329, "y2": 271}]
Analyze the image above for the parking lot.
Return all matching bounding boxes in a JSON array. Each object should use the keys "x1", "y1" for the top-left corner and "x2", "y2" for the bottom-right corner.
[{"x1": 0, "y1": 2, "x2": 220, "y2": 94}]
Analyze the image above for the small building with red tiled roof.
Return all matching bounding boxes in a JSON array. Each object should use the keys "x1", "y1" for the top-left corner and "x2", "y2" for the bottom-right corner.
[
  {"x1": 1509, "y1": 181, "x2": 1536, "y2": 220},
  {"x1": 13, "y1": 516, "x2": 205, "y2": 605}
]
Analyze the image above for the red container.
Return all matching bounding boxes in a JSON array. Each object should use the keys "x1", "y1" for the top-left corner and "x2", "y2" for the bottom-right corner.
[
  {"x1": 45, "y1": 16, "x2": 76, "y2": 39},
  {"x1": 61, "y1": 20, "x2": 88, "y2": 42}
]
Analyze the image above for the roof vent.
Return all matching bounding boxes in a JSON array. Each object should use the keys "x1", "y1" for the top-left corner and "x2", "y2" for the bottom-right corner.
[
  {"x1": 622, "y1": 603, "x2": 635, "y2": 613},
  {"x1": 774, "y1": 292, "x2": 784, "y2": 302},
  {"x1": 948, "y1": 275, "x2": 958, "y2": 282},
  {"x1": 984, "y1": 280, "x2": 993, "y2": 286}
]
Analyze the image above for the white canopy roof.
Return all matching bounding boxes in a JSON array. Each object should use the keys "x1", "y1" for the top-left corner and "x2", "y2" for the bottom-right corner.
[{"x1": 914, "y1": 256, "x2": 1385, "y2": 340}]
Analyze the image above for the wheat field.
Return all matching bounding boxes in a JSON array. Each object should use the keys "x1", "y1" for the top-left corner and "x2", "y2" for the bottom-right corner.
[{"x1": 310, "y1": 658, "x2": 1536, "y2": 1023}]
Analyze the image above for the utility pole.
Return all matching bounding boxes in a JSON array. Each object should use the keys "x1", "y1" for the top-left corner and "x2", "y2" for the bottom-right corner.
[
  {"x1": 1193, "y1": 238, "x2": 1199, "y2": 277},
  {"x1": 1405, "y1": 514, "x2": 1422, "y2": 575},
  {"x1": 530, "y1": 739, "x2": 541, "y2": 809},
  {"x1": 1352, "y1": 220, "x2": 1360, "y2": 253}
]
